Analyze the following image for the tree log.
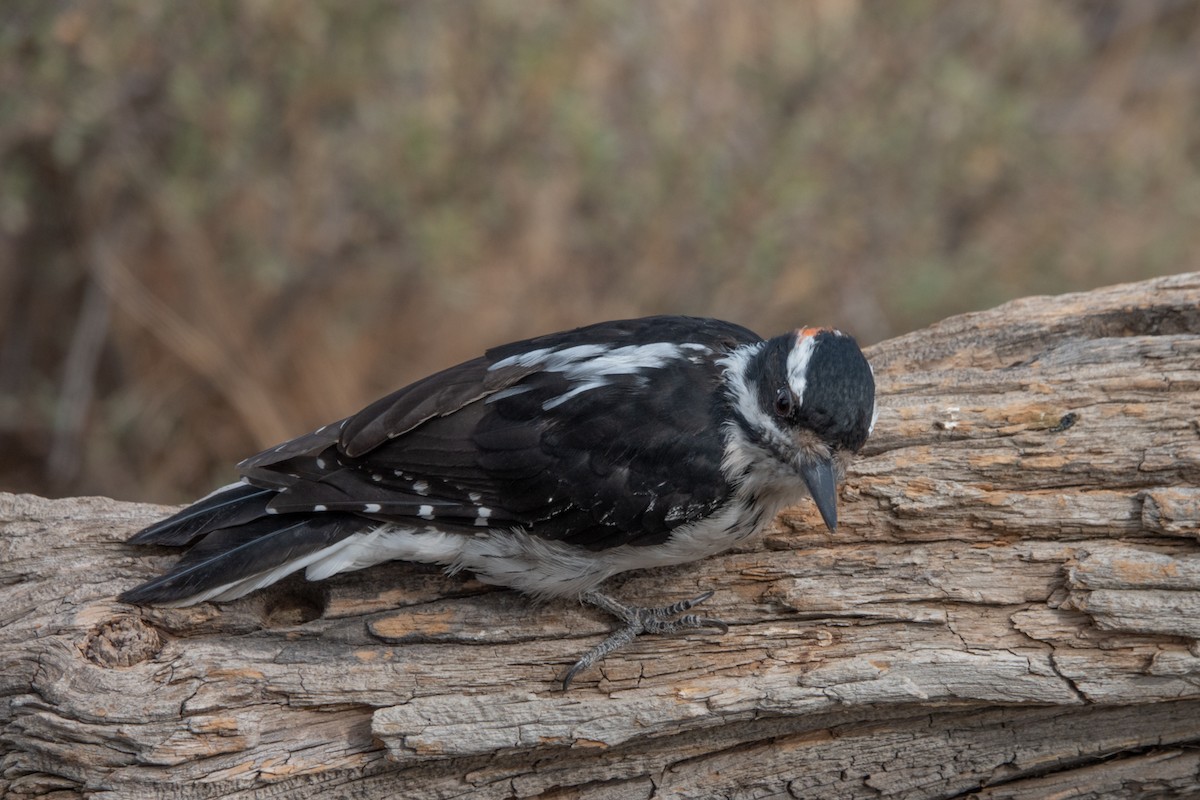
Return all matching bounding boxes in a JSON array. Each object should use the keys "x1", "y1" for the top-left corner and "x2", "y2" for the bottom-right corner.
[{"x1": 3, "y1": 273, "x2": 1199, "y2": 799}]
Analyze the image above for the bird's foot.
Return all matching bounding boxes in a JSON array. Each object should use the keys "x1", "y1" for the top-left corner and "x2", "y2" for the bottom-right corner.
[{"x1": 561, "y1": 590, "x2": 728, "y2": 689}]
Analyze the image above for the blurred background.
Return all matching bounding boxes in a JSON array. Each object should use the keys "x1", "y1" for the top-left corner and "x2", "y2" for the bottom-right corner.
[{"x1": 2, "y1": 0, "x2": 1198, "y2": 503}]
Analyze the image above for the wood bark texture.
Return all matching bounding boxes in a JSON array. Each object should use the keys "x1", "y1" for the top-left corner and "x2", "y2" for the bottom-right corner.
[{"x1": 3, "y1": 272, "x2": 1200, "y2": 799}]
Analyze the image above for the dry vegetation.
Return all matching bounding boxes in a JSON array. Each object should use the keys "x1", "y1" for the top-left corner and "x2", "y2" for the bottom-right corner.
[{"x1": 2, "y1": 1, "x2": 1198, "y2": 502}]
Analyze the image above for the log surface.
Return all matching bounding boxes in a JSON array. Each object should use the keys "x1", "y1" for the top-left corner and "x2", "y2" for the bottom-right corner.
[{"x1": 3, "y1": 273, "x2": 1200, "y2": 799}]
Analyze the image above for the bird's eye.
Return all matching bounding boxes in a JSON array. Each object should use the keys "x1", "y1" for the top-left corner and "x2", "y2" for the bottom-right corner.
[{"x1": 773, "y1": 388, "x2": 794, "y2": 418}]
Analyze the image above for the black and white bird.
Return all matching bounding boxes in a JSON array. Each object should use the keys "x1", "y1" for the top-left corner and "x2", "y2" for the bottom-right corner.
[{"x1": 121, "y1": 316, "x2": 876, "y2": 686}]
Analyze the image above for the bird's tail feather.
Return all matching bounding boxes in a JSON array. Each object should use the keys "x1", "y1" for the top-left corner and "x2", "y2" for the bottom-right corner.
[
  {"x1": 127, "y1": 480, "x2": 276, "y2": 546},
  {"x1": 120, "y1": 480, "x2": 367, "y2": 606}
]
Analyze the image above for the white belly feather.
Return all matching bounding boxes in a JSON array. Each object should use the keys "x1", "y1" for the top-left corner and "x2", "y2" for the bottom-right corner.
[{"x1": 292, "y1": 487, "x2": 797, "y2": 600}]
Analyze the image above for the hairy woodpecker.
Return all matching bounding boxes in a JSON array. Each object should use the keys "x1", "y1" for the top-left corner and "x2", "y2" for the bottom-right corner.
[{"x1": 120, "y1": 316, "x2": 877, "y2": 687}]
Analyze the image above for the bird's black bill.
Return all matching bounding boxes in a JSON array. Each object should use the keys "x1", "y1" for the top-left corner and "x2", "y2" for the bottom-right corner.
[{"x1": 801, "y1": 458, "x2": 838, "y2": 532}]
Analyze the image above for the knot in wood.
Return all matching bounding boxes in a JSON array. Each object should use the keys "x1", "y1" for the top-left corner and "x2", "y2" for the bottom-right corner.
[{"x1": 83, "y1": 616, "x2": 163, "y2": 668}]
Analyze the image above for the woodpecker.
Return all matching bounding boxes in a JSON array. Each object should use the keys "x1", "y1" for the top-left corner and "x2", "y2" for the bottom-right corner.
[{"x1": 120, "y1": 316, "x2": 877, "y2": 687}]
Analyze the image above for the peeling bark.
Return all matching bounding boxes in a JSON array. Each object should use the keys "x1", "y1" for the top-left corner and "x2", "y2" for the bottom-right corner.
[{"x1": 3, "y1": 273, "x2": 1200, "y2": 799}]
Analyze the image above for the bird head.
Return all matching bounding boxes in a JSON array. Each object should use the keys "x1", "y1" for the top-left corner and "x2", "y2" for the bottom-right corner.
[{"x1": 723, "y1": 327, "x2": 876, "y2": 531}]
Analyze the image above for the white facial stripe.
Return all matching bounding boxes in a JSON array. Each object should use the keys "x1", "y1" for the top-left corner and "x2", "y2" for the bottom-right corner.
[
  {"x1": 718, "y1": 342, "x2": 779, "y2": 447},
  {"x1": 785, "y1": 333, "x2": 817, "y2": 408},
  {"x1": 720, "y1": 339, "x2": 833, "y2": 484}
]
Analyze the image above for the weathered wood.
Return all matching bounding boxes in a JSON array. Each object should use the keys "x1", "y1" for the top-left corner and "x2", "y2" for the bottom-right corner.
[{"x1": 3, "y1": 272, "x2": 1199, "y2": 799}]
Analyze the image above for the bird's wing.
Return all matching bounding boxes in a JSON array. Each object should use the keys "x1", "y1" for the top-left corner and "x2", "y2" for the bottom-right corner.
[{"x1": 244, "y1": 316, "x2": 762, "y2": 550}]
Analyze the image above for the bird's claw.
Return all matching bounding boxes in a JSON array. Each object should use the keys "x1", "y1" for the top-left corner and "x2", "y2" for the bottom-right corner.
[{"x1": 561, "y1": 589, "x2": 728, "y2": 690}]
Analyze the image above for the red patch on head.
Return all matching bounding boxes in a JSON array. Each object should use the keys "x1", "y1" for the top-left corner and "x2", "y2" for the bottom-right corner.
[{"x1": 796, "y1": 326, "x2": 831, "y2": 339}]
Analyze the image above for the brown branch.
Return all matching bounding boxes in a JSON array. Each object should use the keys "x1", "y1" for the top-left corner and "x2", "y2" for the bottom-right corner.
[{"x1": 3, "y1": 273, "x2": 1199, "y2": 799}]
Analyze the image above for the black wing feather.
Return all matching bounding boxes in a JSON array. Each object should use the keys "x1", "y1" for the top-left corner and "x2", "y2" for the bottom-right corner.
[
  {"x1": 236, "y1": 418, "x2": 348, "y2": 486},
  {"x1": 339, "y1": 356, "x2": 546, "y2": 457}
]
